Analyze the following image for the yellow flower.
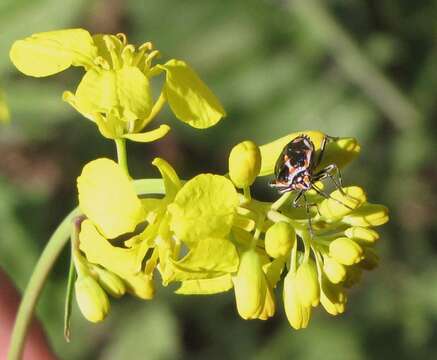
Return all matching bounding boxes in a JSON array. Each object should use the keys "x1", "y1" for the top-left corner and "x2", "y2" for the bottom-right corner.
[
  {"x1": 10, "y1": 29, "x2": 225, "y2": 141},
  {"x1": 76, "y1": 158, "x2": 155, "y2": 300}
]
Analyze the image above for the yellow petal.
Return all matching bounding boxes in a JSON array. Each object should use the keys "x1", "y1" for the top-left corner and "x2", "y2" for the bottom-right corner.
[
  {"x1": 10, "y1": 28, "x2": 97, "y2": 77},
  {"x1": 168, "y1": 174, "x2": 239, "y2": 247},
  {"x1": 175, "y1": 274, "x2": 233, "y2": 295},
  {"x1": 264, "y1": 258, "x2": 286, "y2": 288},
  {"x1": 320, "y1": 277, "x2": 347, "y2": 315},
  {"x1": 151, "y1": 157, "x2": 182, "y2": 200},
  {"x1": 123, "y1": 124, "x2": 170, "y2": 142},
  {"x1": 169, "y1": 237, "x2": 239, "y2": 281},
  {"x1": 74, "y1": 66, "x2": 152, "y2": 122},
  {"x1": 79, "y1": 220, "x2": 154, "y2": 299},
  {"x1": 159, "y1": 59, "x2": 226, "y2": 129},
  {"x1": 77, "y1": 158, "x2": 145, "y2": 238}
]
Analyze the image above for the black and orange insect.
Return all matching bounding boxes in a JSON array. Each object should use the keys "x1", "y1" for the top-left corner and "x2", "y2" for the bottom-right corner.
[{"x1": 269, "y1": 134, "x2": 349, "y2": 233}]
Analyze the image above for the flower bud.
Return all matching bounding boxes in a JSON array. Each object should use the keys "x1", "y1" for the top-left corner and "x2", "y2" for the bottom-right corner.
[
  {"x1": 75, "y1": 276, "x2": 110, "y2": 323},
  {"x1": 264, "y1": 222, "x2": 295, "y2": 258},
  {"x1": 320, "y1": 277, "x2": 347, "y2": 315},
  {"x1": 318, "y1": 186, "x2": 366, "y2": 221},
  {"x1": 93, "y1": 266, "x2": 126, "y2": 298},
  {"x1": 232, "y1": 249, "x2": 266, "y2": 319},
  {"x1": 228, "y1": 140, "x2": 261, "y2": 188},
  {"x1": 343, "y1": 204, "x2": 389, "y2": 227},
  {"x1": 283, "y1": 271, "x2": 311, "y2": 329},
  {"x1": 329, "y1": 237, "x2": 363, "y2": 265},
  {"x1": 295, "y1": 260, "x2": 320, "y2": 307},
  {"x1": 323, "y1": 256, "x2": 346, "y2": 284},
  {"x1": 344, "y1": 226, "x2": 379, "y2": 244}
]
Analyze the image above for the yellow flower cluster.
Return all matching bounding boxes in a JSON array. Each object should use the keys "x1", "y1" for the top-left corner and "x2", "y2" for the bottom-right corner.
[
  {"x1": 9, "y1": 29, "x2": 388, "y2": 330},
  {"x1": 71, "y1": 131, "x2": 387, "y2": 328}
]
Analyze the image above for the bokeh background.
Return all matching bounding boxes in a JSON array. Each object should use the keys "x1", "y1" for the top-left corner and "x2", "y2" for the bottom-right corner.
[{"x1": 1, "y1": 0, "x2": 436, "y2": 359}]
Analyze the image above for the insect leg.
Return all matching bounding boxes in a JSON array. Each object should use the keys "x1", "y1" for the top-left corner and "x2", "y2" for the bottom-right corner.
[
  {"x1": 313, "y1": 134, "x2": 340, "y2": 169},
  {"x1": 302, "y1": 193, "x2": 315, "y2": 238},
  {"x1": 311, "y1": 183, "x2": 354, "y2": 210},
  {"x1": 292, "y1": 190, "x2": 304, "y2": 208},
  {"x1": 313, "y1": 135, "x2": 328, "y2": 169},
  {"x1": 313, "y1": 163, "x2": 345, "y2": 195}
]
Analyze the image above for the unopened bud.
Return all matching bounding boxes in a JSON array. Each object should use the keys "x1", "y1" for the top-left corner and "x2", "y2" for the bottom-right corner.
[
  {"x1": 283, "y1": 271, "x2": 311, "y2": 329},
  {"x1": 323, "y1": 256, "x2": 346, "y2": 284},
  {"x1": 344, "y1": 226, "x2": 379, "y2": 244},
  {"x1": 94, "y1": 266, "x2": 126, "y2": 298},
  {"x1": 329, "y1": 237, "x2": 363, "y2": 265},
  {"x1": 75, "y1": 276, "x2": 110, "y2": 323},
  {"x1": 295, "y1": 260, "x2": 320, "y2": 307},
  {"x1": 232, "y1": 249, "x2": 266, "y2": 319},
  {"x1": 228, "y1": 141, "x2": 261, "y2": 188},
  {"x1": 264, "y1": 222, "x2": 295, "y2": 258}
]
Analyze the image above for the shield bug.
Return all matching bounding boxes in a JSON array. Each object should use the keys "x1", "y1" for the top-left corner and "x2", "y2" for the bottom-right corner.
[{"x1": 269, "y1": 134, "x2": 350, "y2": 234}]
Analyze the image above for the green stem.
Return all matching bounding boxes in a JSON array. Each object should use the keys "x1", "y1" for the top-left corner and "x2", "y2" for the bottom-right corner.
[
  {"x1": 8, "y1": 207, "x2": 80, "y2": 360},
  {"x1": 8, "y1": 179, "x2": 165, "y2": 360},
  {"x1": 115, "y1": 138, "x2": 129, "y2": 175}
]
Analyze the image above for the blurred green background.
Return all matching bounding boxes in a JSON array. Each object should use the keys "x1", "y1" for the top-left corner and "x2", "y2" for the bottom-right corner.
[{"x1": 1, "y1": 0, "x2": 436, "y2": 359}]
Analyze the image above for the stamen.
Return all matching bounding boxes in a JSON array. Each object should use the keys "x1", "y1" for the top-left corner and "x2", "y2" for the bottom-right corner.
[{"x1": 116, "y1": 33, "x2": 127, "y2": 45}]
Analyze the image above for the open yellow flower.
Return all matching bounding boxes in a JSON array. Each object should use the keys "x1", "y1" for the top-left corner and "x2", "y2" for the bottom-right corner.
[
  {"x1": 10, "y1": 29, "x2": 225, "y2": 141},
  {"x1": 76, "y1": 158, "x2": 154, "y2": 299}
]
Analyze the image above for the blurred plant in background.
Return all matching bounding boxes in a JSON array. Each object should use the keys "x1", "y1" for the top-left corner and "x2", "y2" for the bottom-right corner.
[{"x1": 0, "y1": 0, "x2": 436, "y2": 359}]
